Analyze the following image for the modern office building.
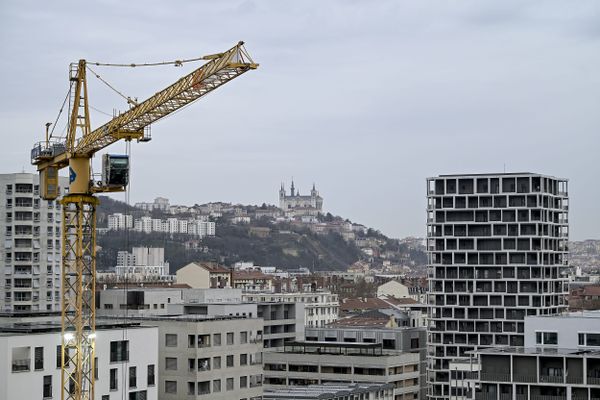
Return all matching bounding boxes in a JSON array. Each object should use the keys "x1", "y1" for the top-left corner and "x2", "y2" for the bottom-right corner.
[
  {"x1": 0, "y1": 318, "x2": 158, "y2": 400},
  {"x1": 426, "y1": 173, "x2": 569, "y2": 399},
  {"x1": 306, "y1": 324, "x2": 427, "y2": 398},
  {"x1": 0, "y1": 173, "x2": 69, "y2": 312},
  {"x1": 264, "y1": 341, "x2": 421, "y2": 400}
]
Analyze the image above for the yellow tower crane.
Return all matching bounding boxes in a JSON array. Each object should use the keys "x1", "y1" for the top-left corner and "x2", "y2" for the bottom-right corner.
[{"x1": 30, "y1": 42, "x2": 258, "y2": 400}]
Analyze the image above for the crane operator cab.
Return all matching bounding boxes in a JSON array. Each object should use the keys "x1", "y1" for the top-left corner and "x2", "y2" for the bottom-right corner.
[{"x1": 101, "y1": 154, "x2": 129, "y2": 190}]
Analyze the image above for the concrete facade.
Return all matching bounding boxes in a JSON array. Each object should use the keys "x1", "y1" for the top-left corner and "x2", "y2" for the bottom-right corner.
[
  {"x1": 0, "y1": 173, "x2": 69, "y2": 312},
  {"x1": 129, "y1": 315, "x2": 263, "y2": 400},
  {"x1": 426, "y1": 173, "x2": 569, "y2": 399}
]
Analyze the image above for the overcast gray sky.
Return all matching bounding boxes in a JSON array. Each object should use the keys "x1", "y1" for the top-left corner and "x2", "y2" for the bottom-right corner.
[{"x1": 1, "y1": 0, "x2": 599, "y2": 240}]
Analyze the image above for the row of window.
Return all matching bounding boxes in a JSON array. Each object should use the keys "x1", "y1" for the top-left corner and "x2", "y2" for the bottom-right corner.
[
  {"x1": 535, "y1": 331, "x2": 600, "y2": 347},
  {"x1": 165, "y1": 375, "x2": 262, "y2": 395},
  {"x1": 164, "y1": 331, "x2": 256, "y2": 348},
  {"x1": 165, "y1": 353, "x2": 254, "y2": 371},
  {"x1": 108, "y1": 365, "x2": 155, "y2": 391}
]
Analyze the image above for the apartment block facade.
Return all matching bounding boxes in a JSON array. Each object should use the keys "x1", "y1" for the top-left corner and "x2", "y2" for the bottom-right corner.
[
  {"x1": 426, "y1": 173, "x2": 569, "y2": 399},
  {"x1": 0, "y1": 173, "x2": 69, "y2": 312},
  {"x1": 128, "y1": 315, "x2": 264, "y2": 400},
  {"x1": 0, "y1": 320, "x2": 158, "y2": 400}
]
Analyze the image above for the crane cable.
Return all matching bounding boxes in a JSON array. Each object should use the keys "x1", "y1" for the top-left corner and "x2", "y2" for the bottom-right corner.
[
  {"x1": 86, "y1": 65, "x2": 138, "y2": 106},
  {"x1": 88, "y1": 55, "x2": 210, "y2": 68},
  {"x1": 48, "y1": 82, "x2": 74, "y2": 140}
]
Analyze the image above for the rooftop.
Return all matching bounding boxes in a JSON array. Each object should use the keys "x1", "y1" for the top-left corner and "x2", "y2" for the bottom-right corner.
[{"x1": 0, "y1": 321, "x2": 142, "y2": 335}]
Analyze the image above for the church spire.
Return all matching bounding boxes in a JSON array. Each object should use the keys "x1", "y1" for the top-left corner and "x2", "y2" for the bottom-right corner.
[{"x1": 290, "y1": 179, "x2": 295, "y2": 197}]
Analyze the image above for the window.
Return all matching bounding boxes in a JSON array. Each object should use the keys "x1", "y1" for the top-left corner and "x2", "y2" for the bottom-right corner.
[
  {"x1": 165, "y1": 334, "x2": 177, "y2": 347},
  {"x1": 147, "y1": 364, "x2": 155, "y2": 386},
  {"x1": 129, "y1": 366, "x2": 136, "y2": 388},
  {"x1": 213, "y1": 333, "x2": 221, "y2": 346},
  {"x1": 165, "y1": 380, "x2": 177, "y2": 394},
  {"x1": 102, "y1": 396, "x2": 109, "y2": 400},
  {"x1": 94, "y1": 357, "x2": 98, "y2": 380},
  {"x1": 579, "y1": 333, "x2": 585, "y2": 346},
  {"x1": 240, "y1": 376, "x2": 247, "y2": 388},
  {"x1": 226, "y1": 377, "x2": 234, "y2": 391},
  {"x1": 188, "y1": 358, "x2": 196, "y2": 371},
  {"x1": 188, "y1": 334, "x2": 195, "y2": 348},
  {"x1": 213, "y1": 379, "x2": 221, "y2": 393},
  {"x1": 56, "y1": 345, "x2": 62, "y2": 368},
  {"x1": 226, "y1": 355, "x2": 234, "y2": 367},
  {"x1": 188, "y1": 382, "x2": 196, "y2": 395},
  {"x1": 213, "y1": 356, "x2": 221, "y2": 369},
  {"x1": 35, "y1": 346, "x2": 44, "y2": 370},
  {"x1": 110, "y1": 368, "x2": 118, "y2": 390},
  {"x1": 411, "y1": 338, "x2": 420, "y2": 349},
  {"x1": 536, "y1": 331, "x2": 558, "y2": 345},
  {"x1": 240, "y1": 331, "x2": 248, "y2": 344},
  {"x1": 110, "y1": 340, "x2": 129, "y2": 362},
  {"x1": 129, "y1": 391, "x2": 147, "y2": 400},
  {"x1": 240, "y1": 353, "x2": 248, "y2": 366},
  {"x1": 165, "y1": 357, "x2": 178, "y2": 370},
  {"x1": 11, "y1": 346, "x2": 30, "y2": 372},
  {"x1": 43, "y1": 375, "x2": 52, "y2": 398},
  {"x1": 227, "y1": 332, "x2": 234, "y2": 345}
]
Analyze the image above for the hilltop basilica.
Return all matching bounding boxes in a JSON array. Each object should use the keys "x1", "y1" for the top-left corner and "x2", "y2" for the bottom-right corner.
[{"x1": 279, "y1": 181, "x2": 323, "y2": 215}]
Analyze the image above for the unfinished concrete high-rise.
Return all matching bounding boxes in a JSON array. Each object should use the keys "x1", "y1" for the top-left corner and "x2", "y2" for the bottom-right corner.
[{"x1": 425, "y1": 173, "x2": 569, "y2": 400}]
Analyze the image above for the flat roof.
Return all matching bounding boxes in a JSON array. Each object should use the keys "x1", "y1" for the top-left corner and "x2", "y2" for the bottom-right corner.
[
  {"x1": 98, "y1": 314, "x2": 254, "y2": 323},
  {"x1": 286, "y1": 340, "x2": 382, "y2": 349},
  {"x1": 0, "y1": 321, "x2": 143, "y2": 335},
  {"x1": 432, "y1": 172, "x2": 564, "y2": 180},
  {"x1": 473, "y1": 347, "x2": 600, "y2": 357}
]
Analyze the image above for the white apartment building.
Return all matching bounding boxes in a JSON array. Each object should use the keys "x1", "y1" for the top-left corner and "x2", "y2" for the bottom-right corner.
[
  {"x1": 0, "y1": 320, "x2": 158, "y2": 400},
  {"x1": 115, "y1": 247, "x2": 170, "y2": 279},
  {"x1": 242, "y1": 291, "x2": 339, "y2": 327},
  {"x1": 426, "y1": 173, "x2": 569, "y2": 400},
  {"x1": 135, "y1": 197, "x2": 170, "y2": 212},
  {"x1": 116, "y1": 213, "x2": 216, "y2": 237},
  {"x1": 107, "y1": 212, "x2": 133, "y2": 230},
  {"x1": 0, "y1": 173, "x2": 69, "y2": 312}
]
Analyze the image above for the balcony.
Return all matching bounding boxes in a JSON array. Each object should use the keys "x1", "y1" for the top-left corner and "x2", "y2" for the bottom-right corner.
[
  {"x1": 539, "y1": 375, "x2": 564, "y2": 384},
  {"x1": 514, "y1": 374, "x2": 537, "y2": 383}
]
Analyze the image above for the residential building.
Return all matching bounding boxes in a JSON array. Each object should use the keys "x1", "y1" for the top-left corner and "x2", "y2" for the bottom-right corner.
[
  {"x1": 426, "y1": 173, "x2": 569, "y2": 399},
  {"x1": 232, "y1": 270, "x2": 274, "y2": 292},
  {"x1": 263, "y1": 341, "x2": 420, "y2": 400},
  {"x1": 263, "y1": 383, "x2": 395, "y2": 400},
  {"x1": 242, "y1": 291, "x2": 339, "y2": 327},
  {"x1": 135, "y1": 197, "x2": 170, "y2": 212},
  {"x1": 449, "y1": 311, "x2": 600, "y2": 400},
  {"x1": 107, "y1": 212, "x2": 133, "y2": 230},
  {"x1": 121, "y1": 314, "x2": 263, "y2": 400},
  {"x1": 114, "y1": 247, "x2": 170, "y2": 280},
  {"x1": 0, "y1": 317, "x2": 158, "y2": 400},
  {"x1": 0, "y1": 173, "x2": 69, "y2": 312},
  {"x1": 176, "y1": 262, "x2": 232, "y2": 289}
]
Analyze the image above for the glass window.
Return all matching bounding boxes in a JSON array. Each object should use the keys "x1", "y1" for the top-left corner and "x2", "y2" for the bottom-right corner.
[
  {"x1": 165, "y1": 357, "x2": 177, "y2": 370},
  {"x1": 587, "y1": 333, "x2": 600, "y2": 347},
  {"x1": 34, "y1": 347, "x2": 44, "y2": 370},
  {"x1": 240, "y1": 331, "x2": 248, "y2": 344},
  {"x1": 213, "y1": 333, "x2": 221, "y2": 346},
  {"x1": 129, "y1": 366, "x2": 136, "y2": 388},
  {"x1": 110, "y1": 368, "x2": 118, "y2": 390},
  {"x1": 165, "y1": 334, "x2": 177, "y2": 347},
  {"x1": 226, "y1": 355, "x2": 234, "y2": 367},
  {"x1": 110, "y1": 340, "x2": 129, "y2": 362},
  {"x1": 543, "y1": 332, "x2": 557, "y2": 345},
  {"x1": 43, "y1": 375, "x2": 52, "y2": 398},
  {"x1": 147, "y1": 365, "x2": 155, "y2": 386},
  {"x1": 579, "y1": 333, "x2": 585, "y2": 346},
  {"x1": 213, "y1": 379, "x2": 221, "y2": 393},
  {"x1": 226, "y1": 378, "x2": 234, "y2": 391},
  {"x1": 165, "y1": 380, "x2": 177, "y2": 394},
  {"x1": 536, "y1": 332, "x2": 542, "y2": 344},
  {"x1": 213, "y1": 356, "x2": 221, "y2": 369},
  {"x1": 227, "y1": 332, "x2": 234, "y2": 345}
]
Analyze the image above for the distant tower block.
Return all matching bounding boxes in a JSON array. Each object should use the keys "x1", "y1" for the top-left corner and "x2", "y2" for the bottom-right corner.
[{"x1": 279, "y1": 180, "x2": 323, "y2": 215}]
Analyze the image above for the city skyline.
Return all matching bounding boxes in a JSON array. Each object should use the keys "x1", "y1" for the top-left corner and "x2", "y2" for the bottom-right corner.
[{"x1": 1, "y1": 1, "x2": 599, "y2": 241}]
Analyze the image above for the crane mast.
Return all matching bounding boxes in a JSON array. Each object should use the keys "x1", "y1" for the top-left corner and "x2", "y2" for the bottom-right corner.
[{"x1": 31, "y1": 42, "x2": 257, "y2": 400}]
